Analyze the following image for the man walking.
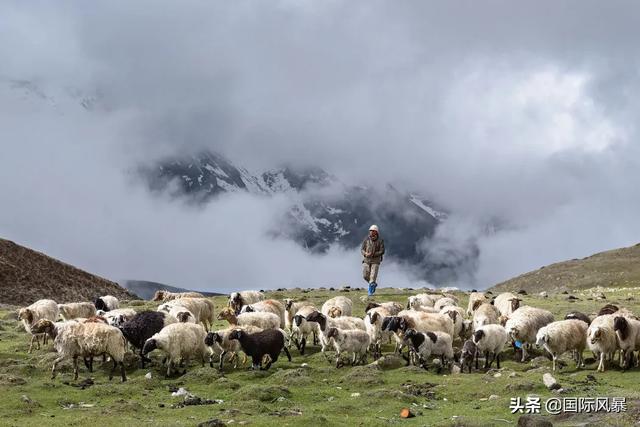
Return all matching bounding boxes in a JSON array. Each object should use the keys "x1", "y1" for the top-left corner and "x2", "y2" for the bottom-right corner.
[{"x1": 361, "y1": 224, "x2": 385, "y2": 296}]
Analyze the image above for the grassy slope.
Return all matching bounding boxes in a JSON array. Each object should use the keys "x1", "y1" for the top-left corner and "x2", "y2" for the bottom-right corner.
[
  {"x1": 489, "y1": 243, "x2": 640, "y2": 294},
  {"x1": 2, "y1": 288, "x2": 640, "y2": 426}
]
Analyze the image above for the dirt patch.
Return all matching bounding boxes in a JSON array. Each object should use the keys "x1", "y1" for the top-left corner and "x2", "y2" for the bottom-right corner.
[
  {"x1": 270, "y1": 368, "x2": 312, "y2": 386},
  {"x1": 0, "y1": 373, "x2": 27, "y2": 386},
  {"x1": 401, "y1": 382, "x2": 438, "y2": 398}
]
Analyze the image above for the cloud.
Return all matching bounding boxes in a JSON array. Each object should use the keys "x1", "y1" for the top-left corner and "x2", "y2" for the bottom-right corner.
[{"x1": 2, "y1": 1, "x2": 640, "y2": 290}]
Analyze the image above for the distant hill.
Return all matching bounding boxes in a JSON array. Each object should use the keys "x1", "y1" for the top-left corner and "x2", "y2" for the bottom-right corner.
[
  {"x1": 122, "y1": 280, "x2": 224, "y2": 300},
  {"x1": 0, "y1": 238, "x2": 137, "y2": 306},
  {"x1": 488, "y1": 243, "x2": 640, "y2": 293}
]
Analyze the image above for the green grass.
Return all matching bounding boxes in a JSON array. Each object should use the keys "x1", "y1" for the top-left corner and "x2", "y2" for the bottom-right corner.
[{"x1": 2, "y1": 288, "x2": 640, "y2": 426}]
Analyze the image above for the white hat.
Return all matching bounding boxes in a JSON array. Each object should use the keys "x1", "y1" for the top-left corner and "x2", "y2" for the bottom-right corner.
[{"x1": 369, "y1": 224, "x2": 379, "y2": 232}]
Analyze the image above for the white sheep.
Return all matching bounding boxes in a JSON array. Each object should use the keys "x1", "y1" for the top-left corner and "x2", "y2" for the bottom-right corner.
[
  {"x1": 504, "y1": 305, "x2": 554, "y2": 361},
  {"x1": 31, "y1": 319, "x2": 127, "y2": 381},
  {"x1": 284, "y1": 299, "x2": 316, "y2": 331},
  {"x1": 364, "y1": 301, "x2": 403, "y2": 315},
  {"x1": 403, "y1": 329, "x2": 454, "y2": 369},
  {"x1": 152, "y1": 290, "x2": 205, "y2": 302},
  {"x1": 94, "y1": 295, "x2": 119, "y2": 312},
  {"x1": 472, "y1": 324, "x2": 508, "y2": 369},
  {"x1": 364, "y1": 307, "x2": 394, "y2": 357},
  {"x1": 58, "y1": 302, "x2": 97, "y2": 320},
  {"x1": 18, "y1": 299, "x2": 59, "y2": 353},
  {"x1": 142, "y1": 322, "x2": 209, "y2": 376},
  {"x1": 167, "y1": 305, "x2": 197, "y2": 324},
  {"x1": 493, "y1": 292, "x2": 522, "y2": 317},
  {"x1": 158, "y1": 297, "x2": 215, "y2": 330},
  {"x1": 587, "y1": 314, "x2": 618, "y2": 372},
  {"x1": 613, "y1": 316, "x2": 640, "y2": 369},
  {"x1": 439, "y1": 306, "x2": 466, "y2": 340},
  {"x1": 408, "y1": 305, "x2": 440, "y2": 313},
  {"x1": 240, "y1": 299, "x2": 286, "y2": 328},
  {"x1": 383, "y1": 311, "x2": 454, "y2": 354},
  {"x1": 466, "y1": 292, "x2": 489, "y2": 316},
  {"x1": 408, "y1": 294, "x2": 439, "y2": 309},
  {"x1": 326, "y1": 327, "x2": 370, "y2": 367},
  {"x1": 217, "y1": 307, "x2": 280, "y2": 330},
  {"x1": 228, "y1": 290, "x2": 265, "y2": 312},
  {"x1": 321, "y1": 296, "x2": 353, "y2": 317},
  {"x1": 472, "y1": 302, "x2": 500, "y2": 331},
  {"x1": 433, "y1": 297, "x2": 457, "y2": 311},
  {"x1": 291, "y1": 306, "x2": 320, "y2": 354},
  {"x1": 304, "y1": 311, "x2": 365, "y2": 358},
  {"x1": 535, "y1": 319, "x2": 588, "y2": 371}
]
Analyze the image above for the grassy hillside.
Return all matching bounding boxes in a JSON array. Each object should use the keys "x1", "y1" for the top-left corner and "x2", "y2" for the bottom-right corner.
[
  {"x1": 0, "y1": 238, "x2": 137, "y2": 305},
  {"x1": 2, "y1": 288, "x2": 640, "y2": 426},
  {"x1": 489, "y1": 243, "x2": 640, "y2": 294}
]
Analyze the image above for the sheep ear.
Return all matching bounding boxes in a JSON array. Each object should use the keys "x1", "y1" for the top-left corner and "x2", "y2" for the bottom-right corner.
[{"x1": 426, "y1": 332, "x2": 437, "y2": 343}]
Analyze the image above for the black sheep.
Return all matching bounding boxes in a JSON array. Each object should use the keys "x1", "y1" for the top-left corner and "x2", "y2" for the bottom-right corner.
[
  {"x1": 119, "y1": 311, "x2": 173, "y2": 368},
  {"x1": 228, "y1": 329, "x2": 292, "y2": 370},
  {"x1": 565, "y1": 311, "x2": 591, "y2": 325}
]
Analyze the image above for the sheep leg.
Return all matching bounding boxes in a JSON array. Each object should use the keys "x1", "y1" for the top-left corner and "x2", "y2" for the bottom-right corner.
[
  {"x1": 496, "y1": 353, "x2": 501, "y2": 369},
  {"x1": 521, "y1": 345, "x2": 528, "y2": 362},
  {"x1": 483, "y1": 351, "x2": 489, "y2": 369},
  {"x1": 120, "y1": 362, "x2": 127, "y2": 382},
  {"x1": 577, "y1": 350, "x2": 584, "y2": 368},
  {"x1": 109, "y1": 358, "x2": 117, "y2": 380},
  {"x1": 51, "y1": 355, "x2": 65, "y2": 379},
  {"x1": 166, "y1": 359, "x2": 173, "y2": 377},
  {"x1": 300, "y1": 337, "x2": 306, "y2": 355},
  {"x1": 598, "y1": 353, "x2": 605, "y2": 372},
  {"x1": 218, "y1": 350, "x2": 226, "y2": 371},
  {"x1": 28, "y1": 335, "x2": 38, "y2": 353},
  {"x1": 73, "y1": 356, "x2": 79, "y2": 380},
  {"x1": 475, "y1": 350, "x2": 479, "y2": 370},
  {"x1": 283, "y1": 346, "x2": 292, "y2": 362}
]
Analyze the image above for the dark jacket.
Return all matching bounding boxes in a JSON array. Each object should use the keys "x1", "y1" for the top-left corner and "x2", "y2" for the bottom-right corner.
[{"x1": 361, "y1": 236, "x2": 385, "y2": 264}]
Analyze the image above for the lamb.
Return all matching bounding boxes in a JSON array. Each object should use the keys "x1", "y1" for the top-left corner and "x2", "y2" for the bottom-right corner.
[
  {"x1": 142, "y1": 322, "x2": 209, "y2": 377},
  {"x1": 217, "y1": 307, "x2": 280, "y2": 330},
  {"x1": 119, "y1": 310, "x2": 177, "y2": 368},
  {"x1": 291, "y1": 306, "x2": 320, "y2": 354},
  {"x1": 535, "y1": 319, "x2": 588, "y2": 371},
  {"x1": 18, "y1": 299, "x2": 59, "y2": 353},
  {"x1": 204, "y1": 325, "x2": 261, "y2": 370},
  {"x1": 460, "y1": 339, "x2": 477, "y2": 373},
  {"x1": 433, "y1": 297, "x2": 457, "y2": 311},
  {"x1": 94, "y1": 295, "x2": 119, "y2": 312},
  {"x1": 565, "y1": 311, "x2": 592, "y2": 325},
  {"x1": 284, "y1": 299, "x2": 316, "y2": 331},
  {"x1": 364, "y1": 307, "x2": 394, "y2": 358},
  {"x1": 472, "y1": 324, "x2": 508, "y2": 369},
  {"x1": 472, "y1": 302, "x2": 500, "y2": 331},
  {"x1": 158, "y1": 297, "x2": 215, "y2": 330},
  {"x1": 403, "y1": 329, "x2": 454, "y2": 370},
  {"x1": 493, "y1": 292, "x2": 522, "y2": 317},
  {"x1": 228, "y1": 329, "x2": 292, "y2": 370},
  {"x1": 407, "y1": 293, "x2": 439, "y2": 309},
  {"x1": 587, "y1": 314, "x2": 618, "y2": 372},
  {"x1": 152, "y1": 290, "x2": 205, "y2": 302},
  {"x1": 466, "y1": 292, "x2": 489, "y2": 316},
  {"x1": 304, "y1": 311, "x2": 365, "y2": 357},
  {"x1": 364, "y1": 301, "x2": 403, "y2": 315},
  {"x1": 326, "y1": 327, "x2": 370, "y2": 367},
  {"x1": 613, "y1": 316, "x2": 640, "y2": 369},
  {"x1": 31, "y1": 319, "x2": 127, "y2": 381},
  {"x1": 504, "y1": 305, "x2": 554, "y2": 361},
  {"x1": 228, "y1": 290, "x2": 265, "y2": 313},
  {"x1": 240, "y1": 299, "x2": 286, "y2": 328},
  {"x1": 321, "y1": 296, "x2": 353, "y2": 317},
  {"x1": 58, "y1": 302, "x2": 97, "y2": 320},
  {"x1": 382, "y1": 312, "x2": 455, "y2": 355},
  {"x1": 97, "y1": 308, "x2": 137, "y2": 327}
]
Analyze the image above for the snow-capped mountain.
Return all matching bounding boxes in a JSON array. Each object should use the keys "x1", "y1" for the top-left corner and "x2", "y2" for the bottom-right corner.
[{"x1": 142, "y1": 150, "x2": 463, "y2": 281}]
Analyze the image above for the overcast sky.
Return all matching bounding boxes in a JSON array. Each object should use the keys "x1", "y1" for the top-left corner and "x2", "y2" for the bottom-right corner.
[{"x1": 2, "y1": 1, "x2": 640, "y2": 292}]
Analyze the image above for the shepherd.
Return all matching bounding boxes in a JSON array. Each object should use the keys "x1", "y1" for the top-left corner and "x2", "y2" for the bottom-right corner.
[{"x1": 361, "y1": 224, "x2": 385, "y2": 296}]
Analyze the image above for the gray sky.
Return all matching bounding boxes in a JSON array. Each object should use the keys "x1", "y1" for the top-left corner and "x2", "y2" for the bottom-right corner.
[{"x1": 2, "y1": 1, "x2": 640, "y2": 291}]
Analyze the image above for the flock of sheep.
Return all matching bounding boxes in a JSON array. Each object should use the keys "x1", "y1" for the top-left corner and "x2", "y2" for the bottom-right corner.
[{"x1": 14, "y1": 288, "x2": 640, "y2": 383}]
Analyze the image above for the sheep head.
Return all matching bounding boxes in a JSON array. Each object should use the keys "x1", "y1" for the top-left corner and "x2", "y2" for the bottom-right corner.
[
  {"x1": 18, "y1": 308, "x2": 34, "y2": 324},
  {"x1": 142, "y1": 338, "x2": 158, "y2": 355},
  {"x1": 176, "y1": 312, "x2": 192, "y2": 323},
  {"x1": 365, "y1": 302, "x2": 380, "y2": 313},
  {"x1": 510, "y1": 298, "x2": 522, "y2": 313},
  {"x1": 152, "y1": 291, "x2": 165, "y2": 302},
  {"x1": 326, "y1": 327, "x2": 339, "y2": 339},
  {"x1": 327, "y1": 307, "x2": 342, "y2": 318},
  {"x1": 204, "y1": 332, "x2": 221, "y2": 346},
  {"x1": 284, "y1": 299, "x2": 294, "y2": 310},
  {"x1": 305, "y1": 311, "x2": 326, "y2": 330},
  {"x1": 228, "y1": 329, "x2": 244, "y2": 341}
]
